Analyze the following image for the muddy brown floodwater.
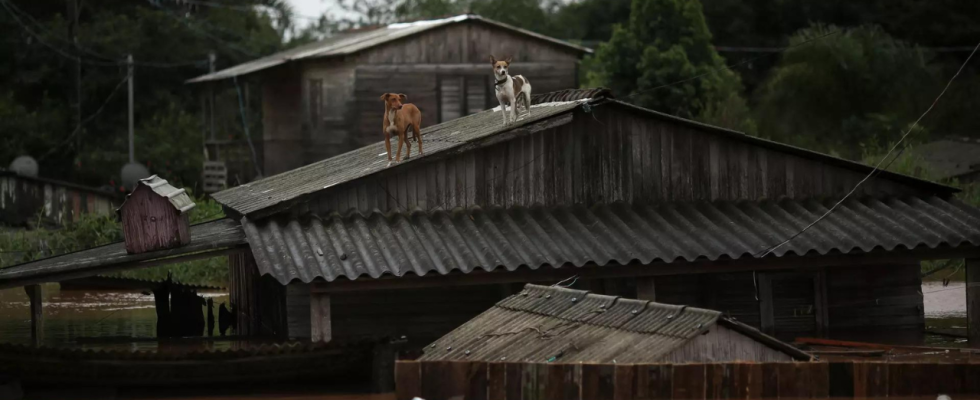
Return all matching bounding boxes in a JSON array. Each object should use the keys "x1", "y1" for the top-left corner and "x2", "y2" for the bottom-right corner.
[{"x1": 0, "y1": 283, "x2": 228, "y2": 350}]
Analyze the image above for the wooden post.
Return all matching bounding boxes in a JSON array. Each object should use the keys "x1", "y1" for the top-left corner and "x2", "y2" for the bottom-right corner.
[
  {"x1": 968, "y1": 258, "x2": 980, "y2": 347},
  {"x1": 311, "y1": 293, "x2": 332, "y2": 342},
  {"x1": 23, "y1": 285, "x2": 43, "y2": 346},
  {"x1": 636, "y1": 277, "x2": 656, "y2": 301}
]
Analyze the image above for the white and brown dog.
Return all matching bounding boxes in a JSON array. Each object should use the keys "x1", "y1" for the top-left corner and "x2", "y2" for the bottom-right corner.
[{"x1": 491, "y1": 56, "x2": 532, "y2": 125}]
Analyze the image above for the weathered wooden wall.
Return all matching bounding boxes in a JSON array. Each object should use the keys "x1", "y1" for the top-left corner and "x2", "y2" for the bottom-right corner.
[
  {"x1": 261, "y1": 66, "x2": 304, "y2": 176},
  {"x1": 661, "y1": 324, "x2": 795, "y2": 363},
  {"x1": 285, "y1": 282, "x2": 311, "y2": 339},
  {"x1": 352, "y1": 63, "x2": 576, "y2": 149},
  {"x1": 120, "y1": 186, "x2": 189, "y2": 254},
  {"x1": 283, "y1": 20, "x2": 583, "y2": 170},
  {"x1": 229, "y1": 252, "x2": 287, "y2": 337},
  {"x1": 302, "y1": 105, "x2": 931, "y2": 216},
  {"x1": 655, "y1": 272, "x2": 762, "y2": 330},
  {"x1": 326, "y1": 284, "x2": 504, "y2": 346},
  {"x1": 0, "y1": 173, "x2": 115, "y2": 227},
  {"x1": 352, "y1": 21, "x2": 582, "y2": 65},
  {"x1": 826, "y1": 264, "x2": 925, "y2": 340},
  {"x1": 396, "y1": 360, "x2": 980, "y2": 400}
]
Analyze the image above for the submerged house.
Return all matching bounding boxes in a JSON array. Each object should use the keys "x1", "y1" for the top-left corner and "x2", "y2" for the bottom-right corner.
[
  {"x1": 419, "y1": 284, "x2": 812, "y2": 363},
  {"x1": 3, "y1": 89, "x2": 980, "y2": 391},
  {"x1": 187, "y1": 14, "x2": 591, "y2": 178}
]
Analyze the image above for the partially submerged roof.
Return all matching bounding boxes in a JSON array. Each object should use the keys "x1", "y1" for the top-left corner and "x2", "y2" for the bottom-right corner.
[
  {"x1": 418, "y1": 284, "x2": 811, "y2": 363},
  {"x1": 245, "y1": 195, "x2": 980, "y2": 285},
  {"x1": 187, "y1": 14, "x2": 592, "y2": 84},
  {"x1": 211, "y1": 93, "x2": 955, "y2": 218},
  {"x1": 212, "y1": 98, "x2": 590, "y2": 217},
  {"x1": 0, "y1": 218, "x2": 246, "y2": 289},
  {"x1": 122, "y1": 175, "x2": 195, "y2": 214},
  {"x1": 913, "y1": 137, "x2": 980, "y2": 180}
]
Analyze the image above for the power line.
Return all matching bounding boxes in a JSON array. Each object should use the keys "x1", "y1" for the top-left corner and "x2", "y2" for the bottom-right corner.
[
  {"x1": 148, "y1": 0, "x2": 258, "y2": 57},
  {"x1": 756, "y1": 38, "x2": 980, "y2": 259},
  {"x1": 177, "y1": 0, "x2": 324, "y2": 21},
  {"x1": 624, "y1": 29, "x2": 841, "y2": 101},
  {"x1": 38, "y1": 74, "x2": 130, "y2": 161},
  {"x1": 1, "y1": 0, "x2": 210, "y2": 68}
]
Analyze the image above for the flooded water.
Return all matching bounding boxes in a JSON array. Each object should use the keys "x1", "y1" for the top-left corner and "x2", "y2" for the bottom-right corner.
[
  {"x1": 922, "y1": 281, "x2": 969, "y2": 347},
  {"x1": 0, "y1": 283, "x2": 228, "y2": 350},
  {"x1": 0, "y1": 281, "x2": 970, "y2": 351}
]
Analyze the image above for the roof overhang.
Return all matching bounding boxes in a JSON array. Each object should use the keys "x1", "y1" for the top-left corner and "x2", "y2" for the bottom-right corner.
[
  {"x1": 0, "y1": 218, "x2": 247, "y2": 290},
  {"x1": 244, "y1": 196, "x2": 980, "y2": 286}
]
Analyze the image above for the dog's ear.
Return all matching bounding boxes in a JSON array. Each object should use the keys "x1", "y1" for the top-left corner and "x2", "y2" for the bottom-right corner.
[
  {"x1": 490, "y1": 55, "x2": 496, "y2": 64},
  {"x1": 504, "y1": 57, "x2": 512, "y2": 65},
  {"x1": 379, "y1": 93, "x2": 388, "y2": 101},
  {"x1": 398, "y1": 94, "x2": 408, "y2": 101}
]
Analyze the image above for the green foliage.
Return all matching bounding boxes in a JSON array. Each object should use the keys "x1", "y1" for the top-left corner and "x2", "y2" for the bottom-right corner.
[
  {"x1": 0, "y1": 196, "x2": 229, "y2": 286},
  {"x1": 586, "y1": 0, "x2": 753, "y2": 131},
  {"x1": 754, "y1": 25, "x2": 938, "y2": 158},
  {"x1": 0, "y1": 0, "x2": 285, "y2": 189}
]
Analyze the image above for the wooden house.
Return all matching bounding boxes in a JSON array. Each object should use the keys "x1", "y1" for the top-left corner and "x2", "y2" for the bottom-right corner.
[
  {"x1": 0, "y1": 170, "x2": 116, "y2": 227},
  {"x1": 3, "y1": 89, "x2": 980, "y2": 392},
  {"x1": 118, "y1": 175, "x2": 196, "y2": 254},
  {"x1": 187, "y1": 14, "x2": 591, "y2": 177},
  {"x1": 419, "y1": 284, "x2": 812, "y2": 363}
]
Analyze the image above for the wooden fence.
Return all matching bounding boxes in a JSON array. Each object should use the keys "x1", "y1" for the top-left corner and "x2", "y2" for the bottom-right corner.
[{"x1": 395, "y1": 360, "x2": 980, "y2": 400}]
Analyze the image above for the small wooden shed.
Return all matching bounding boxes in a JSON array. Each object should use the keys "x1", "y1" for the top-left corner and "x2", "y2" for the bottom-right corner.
[
  {"x1": 118, "y1": 175, "x2": 196, "y2": 254},
  {"x1": 420, "y1": 284, "x2": 812, "y2": 364}
]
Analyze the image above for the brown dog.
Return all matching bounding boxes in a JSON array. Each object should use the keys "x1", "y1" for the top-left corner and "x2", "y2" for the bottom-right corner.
[{"x1": 380, "y1": 93, "x2": 422, "y2": 164}]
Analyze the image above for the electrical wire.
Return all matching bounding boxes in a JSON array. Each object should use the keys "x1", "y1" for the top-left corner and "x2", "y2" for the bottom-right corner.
[
  {"x1": 148, "y1": 0, "x2": 259, "y2": 58},
  {"x1": 756, "y1": 38, "x2": 980, "y2": 258},
  {"x1": 38, "y1": 74, "x2": 130, "y2": 161},
  {"x1": 1, "y1": 0, "x2": 210, "y2": 68},
  {"x1": 624, "y1": 29, "x2": 841, "y2": 101}
]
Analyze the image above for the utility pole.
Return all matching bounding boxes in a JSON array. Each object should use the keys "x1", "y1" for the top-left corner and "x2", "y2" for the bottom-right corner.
[
  {"x1": 68, "y1": 0, "x2": 81, "y2": 151},
  {"x1": 208, "y1": 52, "x2": 216, "y2": 141},
  {"x1": 127, "y1": 54, "x2": 134, "y2": 163}
]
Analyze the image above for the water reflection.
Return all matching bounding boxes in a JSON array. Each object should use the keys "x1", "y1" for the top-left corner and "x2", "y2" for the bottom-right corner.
[{"x1": 0, "y1": 283, "x2": 228, "y2": 351}]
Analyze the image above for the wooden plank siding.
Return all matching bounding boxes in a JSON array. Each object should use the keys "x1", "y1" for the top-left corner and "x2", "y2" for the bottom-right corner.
[
  {"x1": 0, "y1": 174, "x2": 115, "y2": 227},
  {"x1": 826, "y1": 264, "x2": 925, "y2": 338},
  {"x1": 326, "y1": 284, "x2": 505, "y2": 345},
  {"x1": 270, "y1": 20, "x2": 582, "y2": 176},
  {"x1": 299, "y1": 106, "x2": 927, "y2": 217}
]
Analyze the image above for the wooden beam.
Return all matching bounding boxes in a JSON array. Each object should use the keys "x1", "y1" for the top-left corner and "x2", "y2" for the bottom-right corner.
[
  {"x1": 968, "y1": 258, "x2": 980, "y2": 348},
  {"x1": 312, "y1": 246, "x2": 980, "y2": 294},
  {"x1": 310, "y1": 293, "x2": 332, "y2": 343},
  {"x1": 758, "y1": 274, "x2": 774, "y2": 335},
  {"x1": 23, "y1": 284, "x2": 42, "y2": 346},
  {"x1": 0, "y1": 246, "x2": 248, "y2": 290},
  {"x1": 636, "y1": 277, "x2": 656, "y2": 301}
]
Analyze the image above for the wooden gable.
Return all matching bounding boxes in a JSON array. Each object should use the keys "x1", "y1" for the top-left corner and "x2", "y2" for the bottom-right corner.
[{"x1": 295, "y1": 101, "x2": 936, "y2": 216}]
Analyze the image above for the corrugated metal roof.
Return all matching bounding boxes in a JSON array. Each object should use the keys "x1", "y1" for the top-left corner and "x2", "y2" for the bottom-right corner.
[
  {"x1": 530, "y1": 87, "x2": 612, "y2": 105},
  {"x1": 418, "y1": 284, "x2": 809, "y2": 363},
  {"x1": 211, "y1": 99, "x2": 586, "y2": 217},
  {"x1": 243, "y1": 196, "x2": 980, "y2": 285},
  {"x1": 124, "y1": 175, "x2": 196, "y2": 213},
  {"x1": 186, "y1": 15, "x2": 591, "y2": 84},
  {"x1": 0, "y1": 218, "x2": 246, "y2": 289}
]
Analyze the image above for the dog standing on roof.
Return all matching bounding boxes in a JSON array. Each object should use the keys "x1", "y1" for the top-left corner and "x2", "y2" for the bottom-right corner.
[
  {"x1": 491, "y1": 55, "x2": 532, "y2": 125},
  {"x1": 380, "y1": 93, "x2": 422, "y2": 165}
]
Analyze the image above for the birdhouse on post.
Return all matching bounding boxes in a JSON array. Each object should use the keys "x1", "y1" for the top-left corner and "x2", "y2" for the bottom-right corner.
[{"x1": 118, "y1": 175, "x2": 196, "y2": 254}]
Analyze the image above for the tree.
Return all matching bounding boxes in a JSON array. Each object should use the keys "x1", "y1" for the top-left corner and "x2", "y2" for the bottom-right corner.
[
  {"x1": 586, "y1": 0, "x2": 753, "y2": 132},
  {"x1": 0, "y1": 0, "x2": 285, "y2": 189},
  {"x1": 753, "y1": 25, "x2": 938, "y2": 157}
]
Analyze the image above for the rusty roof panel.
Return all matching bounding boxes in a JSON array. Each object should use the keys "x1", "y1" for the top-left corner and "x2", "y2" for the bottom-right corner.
[
  {"x1": 243, "y1": 196, "x2": 980, "y2": 285},
  {"x1": 419, "y1": 284, "x2": 808, "y2": 363}
]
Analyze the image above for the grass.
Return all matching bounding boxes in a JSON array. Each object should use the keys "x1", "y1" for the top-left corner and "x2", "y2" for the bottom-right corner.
[{"x1": 0, "y1": 195, "x2": 230, "y2": 286}]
